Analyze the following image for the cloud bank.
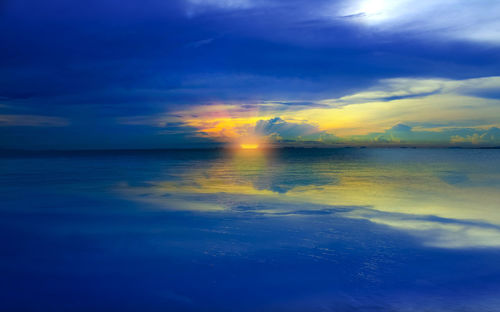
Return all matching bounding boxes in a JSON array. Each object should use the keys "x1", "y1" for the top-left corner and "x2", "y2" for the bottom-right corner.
[{"x1": 254, "y1": 117, "x2": 336, "y2": 142}]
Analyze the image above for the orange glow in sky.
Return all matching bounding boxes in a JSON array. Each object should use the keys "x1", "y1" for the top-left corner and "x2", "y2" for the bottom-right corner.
[{"x1": 240, "y1": 144, "x2": 259, "y2": 149}]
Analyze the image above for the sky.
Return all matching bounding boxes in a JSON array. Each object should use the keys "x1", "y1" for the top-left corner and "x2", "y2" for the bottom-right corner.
[{"x1": 1, "y1": 0, "x2": 500, "y2": 149}]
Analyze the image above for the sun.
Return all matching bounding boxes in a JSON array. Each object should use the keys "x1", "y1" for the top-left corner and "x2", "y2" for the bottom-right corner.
[{"x1": 240, "y1": 144, "x2": 259, "y2": 149}]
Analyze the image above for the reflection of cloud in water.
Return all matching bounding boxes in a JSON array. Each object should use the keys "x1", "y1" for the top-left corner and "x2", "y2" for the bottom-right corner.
[
  {"x1": 438, "y1": 171, "x2": 470, "y2": 185},
  {"x1": 253, "y1": 171, "x2": 337, "y2": 193},
  {"x1": 346, "y1": 209, "x2": 500, "y2": 248},
  {"x1": 118, "y1": 149, "x2": 500, "y2": 249},
  {"x1": 438, "y1": 170, "x2": 500, "y2": 188}
]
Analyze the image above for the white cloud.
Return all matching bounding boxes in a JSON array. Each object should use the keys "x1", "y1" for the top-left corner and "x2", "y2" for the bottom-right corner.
[
  {"x1": 336, "y1": 0, "x2": 500, "y2": 44},
  {"x1": 255, "y1": 117, "x2": 318, "y2": 138},
  {"x1": 321, "y1": 76, "x2": 500, "y2": 105}
]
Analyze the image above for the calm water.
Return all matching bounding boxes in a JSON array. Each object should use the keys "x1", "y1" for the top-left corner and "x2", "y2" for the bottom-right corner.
[{"x1": 1, "y1": 148, "x2": 500, "y2": 311}]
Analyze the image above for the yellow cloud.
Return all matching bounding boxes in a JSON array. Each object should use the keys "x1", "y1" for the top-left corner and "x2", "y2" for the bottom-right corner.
[{"x1": 126, "y1": 76, "x2": 500, "y2": 144}]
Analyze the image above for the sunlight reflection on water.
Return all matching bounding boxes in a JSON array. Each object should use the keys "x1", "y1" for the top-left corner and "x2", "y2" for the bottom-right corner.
[{"x1": 121, "y1": 148, "x2": 500, "y2": 249}]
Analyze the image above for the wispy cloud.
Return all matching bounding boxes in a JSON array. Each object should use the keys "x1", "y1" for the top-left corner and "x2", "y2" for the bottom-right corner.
[
  {"x1": 186, "y1": 0, "x2": 254, "y2": 9},
  {"x1": 186, "y1": 38, "x2": 215, "y2": 48},
  {"x1": 322, "y1": 76, "x2": 500, "y2": 106},
  {"x1": 0, "y1": 114, "x2": 69, "y2": 127},
  {"x1": 184, "y1": 0, "x2": 256, "y2": 16},
  {"x1": 335, "y1": 0, "x2": 500, "y2": 44}
]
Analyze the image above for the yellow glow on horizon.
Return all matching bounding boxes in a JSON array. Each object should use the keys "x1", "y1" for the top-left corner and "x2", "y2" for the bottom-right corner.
[
  {"x1": 164, "y1": 77, "x2": 500, "y2": 143},
  {"x1": 240, "y1": 144, "x2": 259, "y2": 149}
]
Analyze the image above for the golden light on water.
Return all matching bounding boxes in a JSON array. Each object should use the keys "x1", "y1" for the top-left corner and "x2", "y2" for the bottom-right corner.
[
  {"x1": 122, "y1": 147, "x2": 500, "y2": 249},
  {"x1": 240, "y1": 144, "x2": 259, "y2": 149}
]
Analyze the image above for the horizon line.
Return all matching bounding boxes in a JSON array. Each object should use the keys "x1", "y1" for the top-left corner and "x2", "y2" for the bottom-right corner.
[{"x1": 1, "y1": 145, "x2": 500, "y2": 153}]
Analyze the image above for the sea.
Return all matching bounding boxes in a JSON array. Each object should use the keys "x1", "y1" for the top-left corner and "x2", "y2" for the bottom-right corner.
[{"x1": 1, "y1": 148, "x2": 500, "y2": 311}]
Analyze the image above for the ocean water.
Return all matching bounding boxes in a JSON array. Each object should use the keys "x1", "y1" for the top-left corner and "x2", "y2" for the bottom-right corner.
[{"x1": 1, "y1": 148, "x2": 500, "y2": 311}]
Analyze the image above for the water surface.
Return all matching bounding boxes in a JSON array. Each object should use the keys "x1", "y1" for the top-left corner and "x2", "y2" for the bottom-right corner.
[{"x1": 1, "y1": 148, "x2": 500, "y2": 311}]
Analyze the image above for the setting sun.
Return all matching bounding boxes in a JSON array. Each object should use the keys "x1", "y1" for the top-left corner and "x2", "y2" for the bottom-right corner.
[{"x1": 240, "y1": 144, "x2": 259, "y2": 149}]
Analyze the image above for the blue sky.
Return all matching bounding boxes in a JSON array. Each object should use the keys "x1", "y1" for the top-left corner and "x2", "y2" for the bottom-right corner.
[{"x1": 1, "y1": 0, "x2": 500, "y2": 148}]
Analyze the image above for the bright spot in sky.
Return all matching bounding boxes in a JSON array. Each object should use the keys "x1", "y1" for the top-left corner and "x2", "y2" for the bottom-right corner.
[
  {"x1": 240, "y1": 144, "x2": 259, "y2": 149},
  {"x1": 338, "y1": 0, "x2": 500, "y2": 45},
  {"x1": 358, "y1": 0, "x2": 386, "y2": 15},
  {"x1": 344, "y1": 0, "x2": 396, "y2": 24},
  {"x1": 339, "y1": 0, "x2": 432, "y2": 26}
]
